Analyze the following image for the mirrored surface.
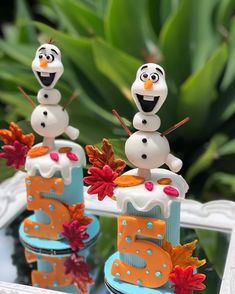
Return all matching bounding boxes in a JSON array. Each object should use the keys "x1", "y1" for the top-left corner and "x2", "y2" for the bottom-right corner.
[{"x1": 0, "y1": 211, "x2": 229, "y2": 294}]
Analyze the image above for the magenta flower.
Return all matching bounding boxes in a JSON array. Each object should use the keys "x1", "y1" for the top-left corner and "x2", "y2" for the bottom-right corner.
[
  {"x1": 0, "y1": 140, "x2": 29, "y2": 169},
  {"x1": 62, "y1": 220, "x2": 89, "y2": 251},
  {"x1": 84, "y1": 165, "x2": 118, "y2": 201}
]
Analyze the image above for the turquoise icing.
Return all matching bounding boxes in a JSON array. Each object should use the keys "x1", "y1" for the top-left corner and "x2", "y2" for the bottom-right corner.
[
  {"x1": 105, "y1": 252, "x2": 174, "y2": 294},
  {"x1": 35, "y1": 167, "x2": 84, "y2": 224},
  {"x1": 19, "y1": 213, "x2": 100, "y2": 256}
]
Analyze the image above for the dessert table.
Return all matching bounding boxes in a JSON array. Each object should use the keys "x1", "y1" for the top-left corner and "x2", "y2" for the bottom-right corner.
[{"x1": 0, "y1": 171, "x2": 234, "y2": 294}]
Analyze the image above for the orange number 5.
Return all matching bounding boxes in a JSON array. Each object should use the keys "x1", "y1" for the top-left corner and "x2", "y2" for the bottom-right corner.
[
  {"x1": 111, "y1": 216, "x2": 172, "y2": 288},
  {"x1": 24, "y1": 175, "x2": 71, "y2": 240}
]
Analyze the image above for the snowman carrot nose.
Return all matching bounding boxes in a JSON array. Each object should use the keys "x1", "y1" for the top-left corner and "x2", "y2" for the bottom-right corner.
[
  {"x1": 144, "y1": 79, "x2": 153, "y2": 90},
  {"x1": 40, "y1": 58, "x2": 48, "y2": 68}
]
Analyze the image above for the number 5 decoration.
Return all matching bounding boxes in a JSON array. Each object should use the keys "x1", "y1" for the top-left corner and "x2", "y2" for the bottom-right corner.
[
  {"x1": 24, "y1": 175, "x2": 71, "y2": 240},
  {"x1": 111, "y1": 216, "x2": 172, "y2": 288}
]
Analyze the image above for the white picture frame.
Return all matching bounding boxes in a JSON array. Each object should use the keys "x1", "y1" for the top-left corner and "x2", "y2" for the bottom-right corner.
[{"x1": 0, "y1": 172, "x2": 234, "y2": 293}]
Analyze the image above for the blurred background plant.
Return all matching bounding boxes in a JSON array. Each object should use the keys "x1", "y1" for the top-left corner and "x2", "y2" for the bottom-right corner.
[{"x1": 1, "y1": 0, "x2": 235, "y2": 293}]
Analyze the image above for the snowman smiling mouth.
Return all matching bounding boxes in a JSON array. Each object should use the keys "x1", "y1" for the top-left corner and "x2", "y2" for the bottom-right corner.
[
  {"x1": 136, "y1": 94, "x2": 160, "y2": 112},
  {"x1": 37, "y1": 71, "x2": 56, "y2": 87}
]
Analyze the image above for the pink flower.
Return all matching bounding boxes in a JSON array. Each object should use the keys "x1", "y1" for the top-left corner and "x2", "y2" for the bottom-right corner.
[
  {"x1": 64, "y1": 253, "x2": 90, "y2": 279},
  {"x1": 0, "y1": 140, "x2": 29, "y2": 169},
  {"x1": 62, "y1": 220, "x2": 89, "y2": 251},
  {"x1": 84, "y1": 165, "x2": 118, "y2": 201},
  {"x1": 169, "y1": 266, "x2": 206, "y2": 294}
]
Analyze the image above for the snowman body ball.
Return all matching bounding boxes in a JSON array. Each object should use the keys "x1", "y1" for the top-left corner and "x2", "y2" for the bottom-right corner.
[
  {"x1": 31, "y1": 43, "x2": 79, "y2": 150},
  {"x1": 125, "y1": 63, "x2": 182, "y2": 179}
]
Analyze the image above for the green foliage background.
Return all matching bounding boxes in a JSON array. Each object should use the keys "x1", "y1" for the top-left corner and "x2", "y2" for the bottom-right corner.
[{"x1": 1, "y1": 0, "x2": 235, "y2": 293}]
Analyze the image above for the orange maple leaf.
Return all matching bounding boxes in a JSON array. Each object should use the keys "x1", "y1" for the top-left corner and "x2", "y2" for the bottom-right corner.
[
  {"x1": 162, "y1": 239, "x2": 206, "y2": 269},
  {"x1": 0, "y1": 122, "x2": 34, "y2": 148},
  {"x1": 67, "y1": 203, "x2": 93, "y2": 226},
  {"x1": 85, "y1": 139, "x2": 126, "y2": 174},
  {"x1": 74, "y1": 276, "x2": 94, "y2": 294}
]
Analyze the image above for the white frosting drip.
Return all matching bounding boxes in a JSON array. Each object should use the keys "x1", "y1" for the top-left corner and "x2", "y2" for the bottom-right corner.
[
  {"x1": 115, "y1": 168, "x2": 189, "y2": 218},
  {"x1": 25, "y1": 139, "x2": 86, "y2": 185}
]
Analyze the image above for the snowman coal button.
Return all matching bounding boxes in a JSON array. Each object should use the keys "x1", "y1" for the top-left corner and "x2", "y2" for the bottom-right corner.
[
  {"x1": 142, "y1": 138, "x2": 147, "y2": 143},
  {"x1": 133, "y1": 112, "x2": 161, "y2": 131},
  {"x1": 37, "y1": 88, "x2": 61, "y2": 105},
  {"x1": 141, "y1": 154, "x2": 147, "y2": 159}
]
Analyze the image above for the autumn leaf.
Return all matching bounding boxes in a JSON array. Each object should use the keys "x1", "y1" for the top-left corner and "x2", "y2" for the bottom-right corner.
[
  {"x1": 67, "y1": 203, "x2": 93, "y2": 226},
  {"x1": 85, "y1": 138, "x2": 126, "y2": 174},
  {"x1": 162, "y1": 240, "x2": 206, "y2": 269},
  {"x1": 0, "y1": 122, "x2": 34, "y2": 148}
]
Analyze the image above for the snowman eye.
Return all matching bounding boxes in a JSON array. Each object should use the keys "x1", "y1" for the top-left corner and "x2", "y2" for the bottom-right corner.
[
  {"x1": 39, "y1": 54, "x2": 44, "y2": 59},
  {"x1": 150, "y1": 73, "x2": 159, "y2": 83},
  {"x1": 46, "y1": 54, "x2": 54, "y2": 63},
  {"x1": 140, "y1": 72, "x2": 149, "y2": 82}
]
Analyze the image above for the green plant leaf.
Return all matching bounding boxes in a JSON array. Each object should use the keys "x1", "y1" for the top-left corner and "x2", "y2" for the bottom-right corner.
[
  {"x1": 51, "y1": 0, "x2": 104, "y2": 37},
  {"x1": 196, "y1": 229, "x2": 228, "y2": 278},
  {"x1": 0, "y1": 40, "x2": 34, "y2": 66},
  {"x1": 178, "y1": 43, "x2": 228, "y2": 135},
  {"x1": 15, "y1": 0, "x2": 37, "y2": 43},
  {"x1": 160, "y1": 0, "x2": 191, "y2": 87},
  {"x1": 186, "y1": 134, "x2": 228, "y2": 182},
  {"x1": 105, "y1": 0, "x2": 156, "y2": 59},
  {"x1": 92, "y1": 38, "x2": 141, "y2": 101},
  {"x1": 203, "y1": 172, "x2": 235, "y2": 199},
  {"x1": 218, "y1": 139, "x2": 235, "y2": 156},
  {"x1": 221, "y1": 17, "x2": 235, "y2": 89},
  {"x1": 216, "y1": 0, "x2": 235, "y2": 28},
  {"x1": 190, "y1": 0, "x2": 220, "y2": 71}
]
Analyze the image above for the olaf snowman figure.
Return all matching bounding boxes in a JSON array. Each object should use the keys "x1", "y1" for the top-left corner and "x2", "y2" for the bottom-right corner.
[
  {"x1": 30, "y1": 43, "x2": 79, "y2": 150},
  {"x1": 125, "y1": 63, "x2": 183, "y2": 179}
]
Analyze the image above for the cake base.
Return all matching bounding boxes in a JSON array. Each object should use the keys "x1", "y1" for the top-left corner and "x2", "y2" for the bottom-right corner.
[
  {"x1": 19, "y1": 213, "x2": 100, "y2": 256},
  {"x1": 104, "y1": 252, "x2": 174, "y2": 294}
]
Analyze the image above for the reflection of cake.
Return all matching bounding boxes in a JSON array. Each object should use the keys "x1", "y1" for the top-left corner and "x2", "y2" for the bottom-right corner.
[
  {"x1": 84, "y1": 63, "x2": 206, "y2": 294},
  {"x1": 0, "y1": 42, "x2": 99, "y2": 294}
]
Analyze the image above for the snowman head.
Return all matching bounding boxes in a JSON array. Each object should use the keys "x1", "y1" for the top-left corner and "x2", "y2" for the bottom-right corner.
[
  {"x1": 32, "y1": 43, "x2": 64, "y2": 89},
  {"x1": 131, "y1": 63, "x2": 168, "y2": 115}
]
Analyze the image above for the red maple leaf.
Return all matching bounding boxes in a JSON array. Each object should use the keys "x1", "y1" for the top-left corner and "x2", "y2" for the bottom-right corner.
[
  {"x1": 84, "y1": 165, "x2": 118, "y2": 201},
  {"x1": 169, "y1": 266, "x2": 206, "y2": 294},
  {"x1": 0, "y1": 140, "x2": 29, "y2": 169},
  {"x1": 62, "y1": 220, "x2": 89, "y2": 251},
  {"x1": 64, "y1": 253, "x2": 94, "y2": 294},
  {"x1": 64, "y1": 253, "x2": 90, "y2": 279}
]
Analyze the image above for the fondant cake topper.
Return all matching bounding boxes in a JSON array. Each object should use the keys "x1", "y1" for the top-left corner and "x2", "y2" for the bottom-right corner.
[
  {"x1": 0, "y1": 42, "x2": 99, "y2": 294},
  {"x1": 19, "y1": 43, "x2": 79, "y2": 150},
  {"x1": 84, "y1": 63, "x2": 206, "y2": 294}
]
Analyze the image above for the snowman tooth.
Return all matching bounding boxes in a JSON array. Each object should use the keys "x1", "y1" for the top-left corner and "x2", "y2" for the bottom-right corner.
[
  {"x1": 143, "y1": 95, "x2": 155, "y2": 101},
  {"x1": 40, "y1": 72, "x2": 50, "y2": 77}
]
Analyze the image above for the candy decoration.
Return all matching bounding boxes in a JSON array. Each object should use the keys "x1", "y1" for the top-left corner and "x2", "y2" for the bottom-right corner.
[
  {"x1": 58, "y1": 146, "x2": 72, "y2": 153},
  {"x1": 111, "y1": 216, "x2": 172, "y2": 288},
  {"x1": 157, "y1": 178, "x2": 172, "y2": 185},
  {"x1": 24, "y1": 175, "x2": 71, "y2": 240},
  {"x1": 114, "y1": 175, "x2": 145, "y2": 187},
  {"x1": 66, "y1": 152, "x2": 78, "y2": 161},
  {"x1": 28, "y1": 146, "x2": 49, "y2": 158},
  {"x1": 50, "y1": 152, "x2": 59, "y2": 162},
  {"x1": 163, "y1": 186, "x2": 179, "y2": 197},
  {"x1": 144, "y1": 181, "x2": 154, "y2": 191}
]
